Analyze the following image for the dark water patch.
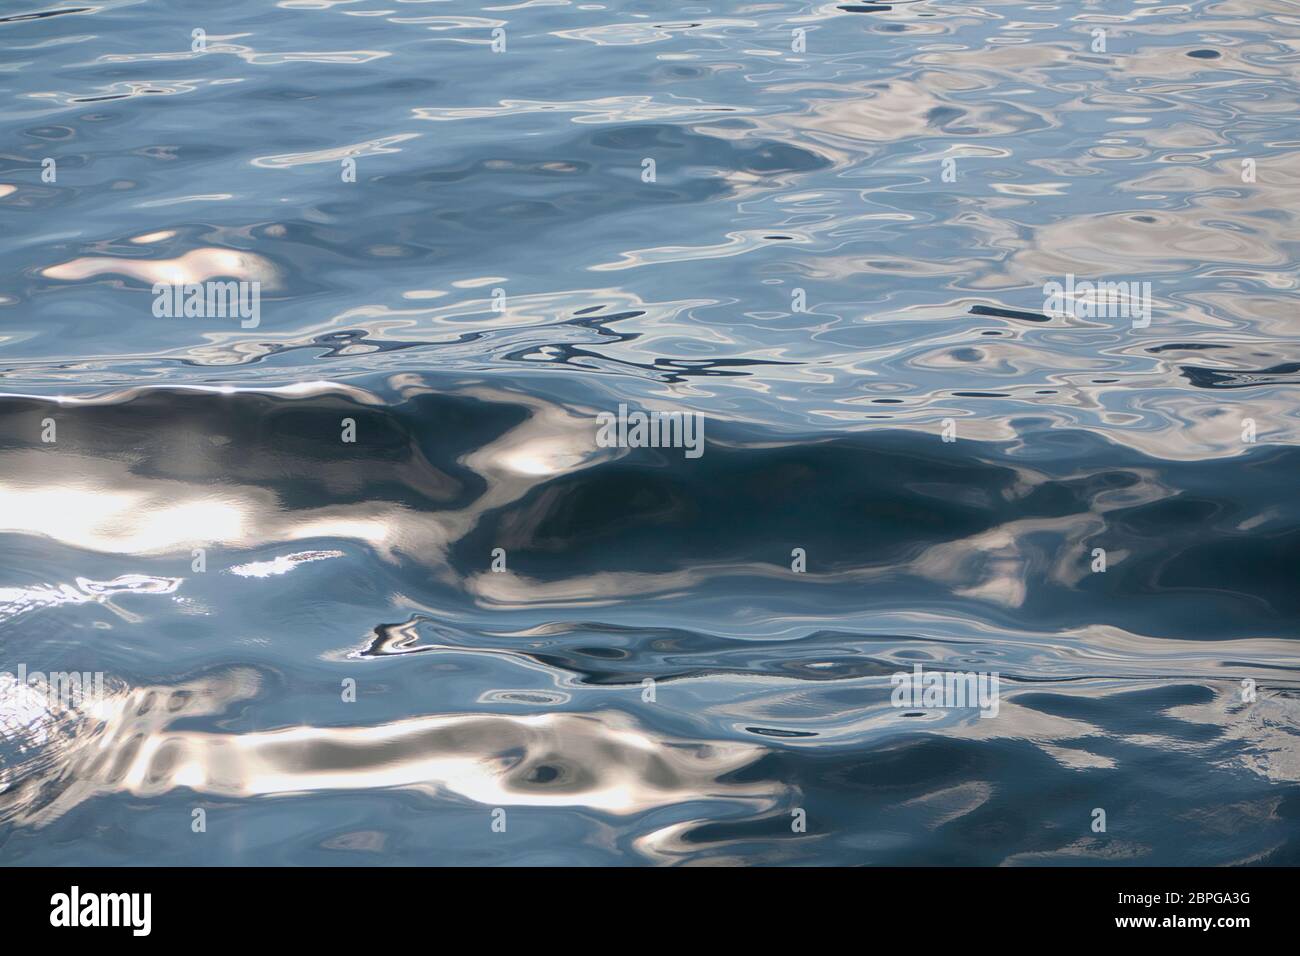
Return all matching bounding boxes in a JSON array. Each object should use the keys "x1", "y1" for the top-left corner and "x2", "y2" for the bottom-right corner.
[
  {"x1": 1180, "y1": 361, "x2": 1300, "y2": 388},
  {"x1": 0, "y1": 7, "x2": 91, "y2": 23},
  {"x1": 968, "y1": 305, "x2": 1052, "y2": 323}
]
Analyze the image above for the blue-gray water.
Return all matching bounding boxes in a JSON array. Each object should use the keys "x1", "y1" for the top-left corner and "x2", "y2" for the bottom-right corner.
[{"x1": 1, "y1": 0, "x2": 1298, "y2": 866}]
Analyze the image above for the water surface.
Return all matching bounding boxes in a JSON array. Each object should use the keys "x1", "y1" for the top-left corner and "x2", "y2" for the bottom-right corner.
[{"x1": 1, "y1": 0, "x2": 1298, "y2": 865}]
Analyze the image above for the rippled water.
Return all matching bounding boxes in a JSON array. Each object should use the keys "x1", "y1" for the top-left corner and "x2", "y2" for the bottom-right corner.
[{"x1": 2, "y1": 0, "x2": 1299, "y2": 865}]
